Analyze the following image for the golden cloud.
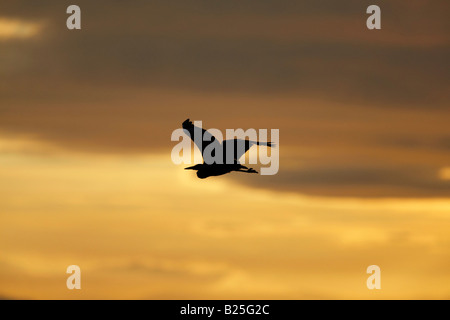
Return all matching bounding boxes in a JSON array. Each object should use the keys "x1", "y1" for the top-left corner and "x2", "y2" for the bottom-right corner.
[{"x1": 0, "y1": 18, "x2": 42, "y2": 40}]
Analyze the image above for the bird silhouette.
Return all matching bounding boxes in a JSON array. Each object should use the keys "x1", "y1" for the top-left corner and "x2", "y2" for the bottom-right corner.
[{"x1": 182, "y1": 119, "x2": 274, "y2": 179}]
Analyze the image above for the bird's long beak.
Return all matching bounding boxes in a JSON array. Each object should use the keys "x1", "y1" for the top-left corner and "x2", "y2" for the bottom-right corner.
[{"x1": 184, "y1": 165, "x2": 196, "y2": 170}]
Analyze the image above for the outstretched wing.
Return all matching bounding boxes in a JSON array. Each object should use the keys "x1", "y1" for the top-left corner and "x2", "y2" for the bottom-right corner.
[
  {"x1": 182, "y1": 119, "x2": 218, "y2": 157},
  {"x1": 222, "y1": 139, "x2": 274, "y2": 163}
]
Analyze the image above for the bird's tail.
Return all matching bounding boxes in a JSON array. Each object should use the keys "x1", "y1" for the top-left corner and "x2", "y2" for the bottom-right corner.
[{"x1": 256, "y1": 141, "x2": 275, "y2": 148}]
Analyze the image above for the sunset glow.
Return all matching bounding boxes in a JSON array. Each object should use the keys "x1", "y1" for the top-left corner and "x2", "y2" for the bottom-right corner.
[{"x1": 0, "y1": 1, "x2": 448, "y2": 300}]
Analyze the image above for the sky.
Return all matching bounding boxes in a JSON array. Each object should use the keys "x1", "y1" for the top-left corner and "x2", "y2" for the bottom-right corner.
[{"x1": 0, "y1": 0, "x2": 449, "y2": 299}]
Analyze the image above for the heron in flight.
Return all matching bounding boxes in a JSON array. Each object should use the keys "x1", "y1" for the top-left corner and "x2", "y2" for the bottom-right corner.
[{"x1": 182, "y1": 119, "x2": 274, "y2": 178}]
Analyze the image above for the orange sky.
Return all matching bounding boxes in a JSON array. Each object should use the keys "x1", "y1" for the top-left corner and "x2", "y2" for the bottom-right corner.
[{"x1": 0, "y1": 1, "x2": 449, "y2": 299}]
